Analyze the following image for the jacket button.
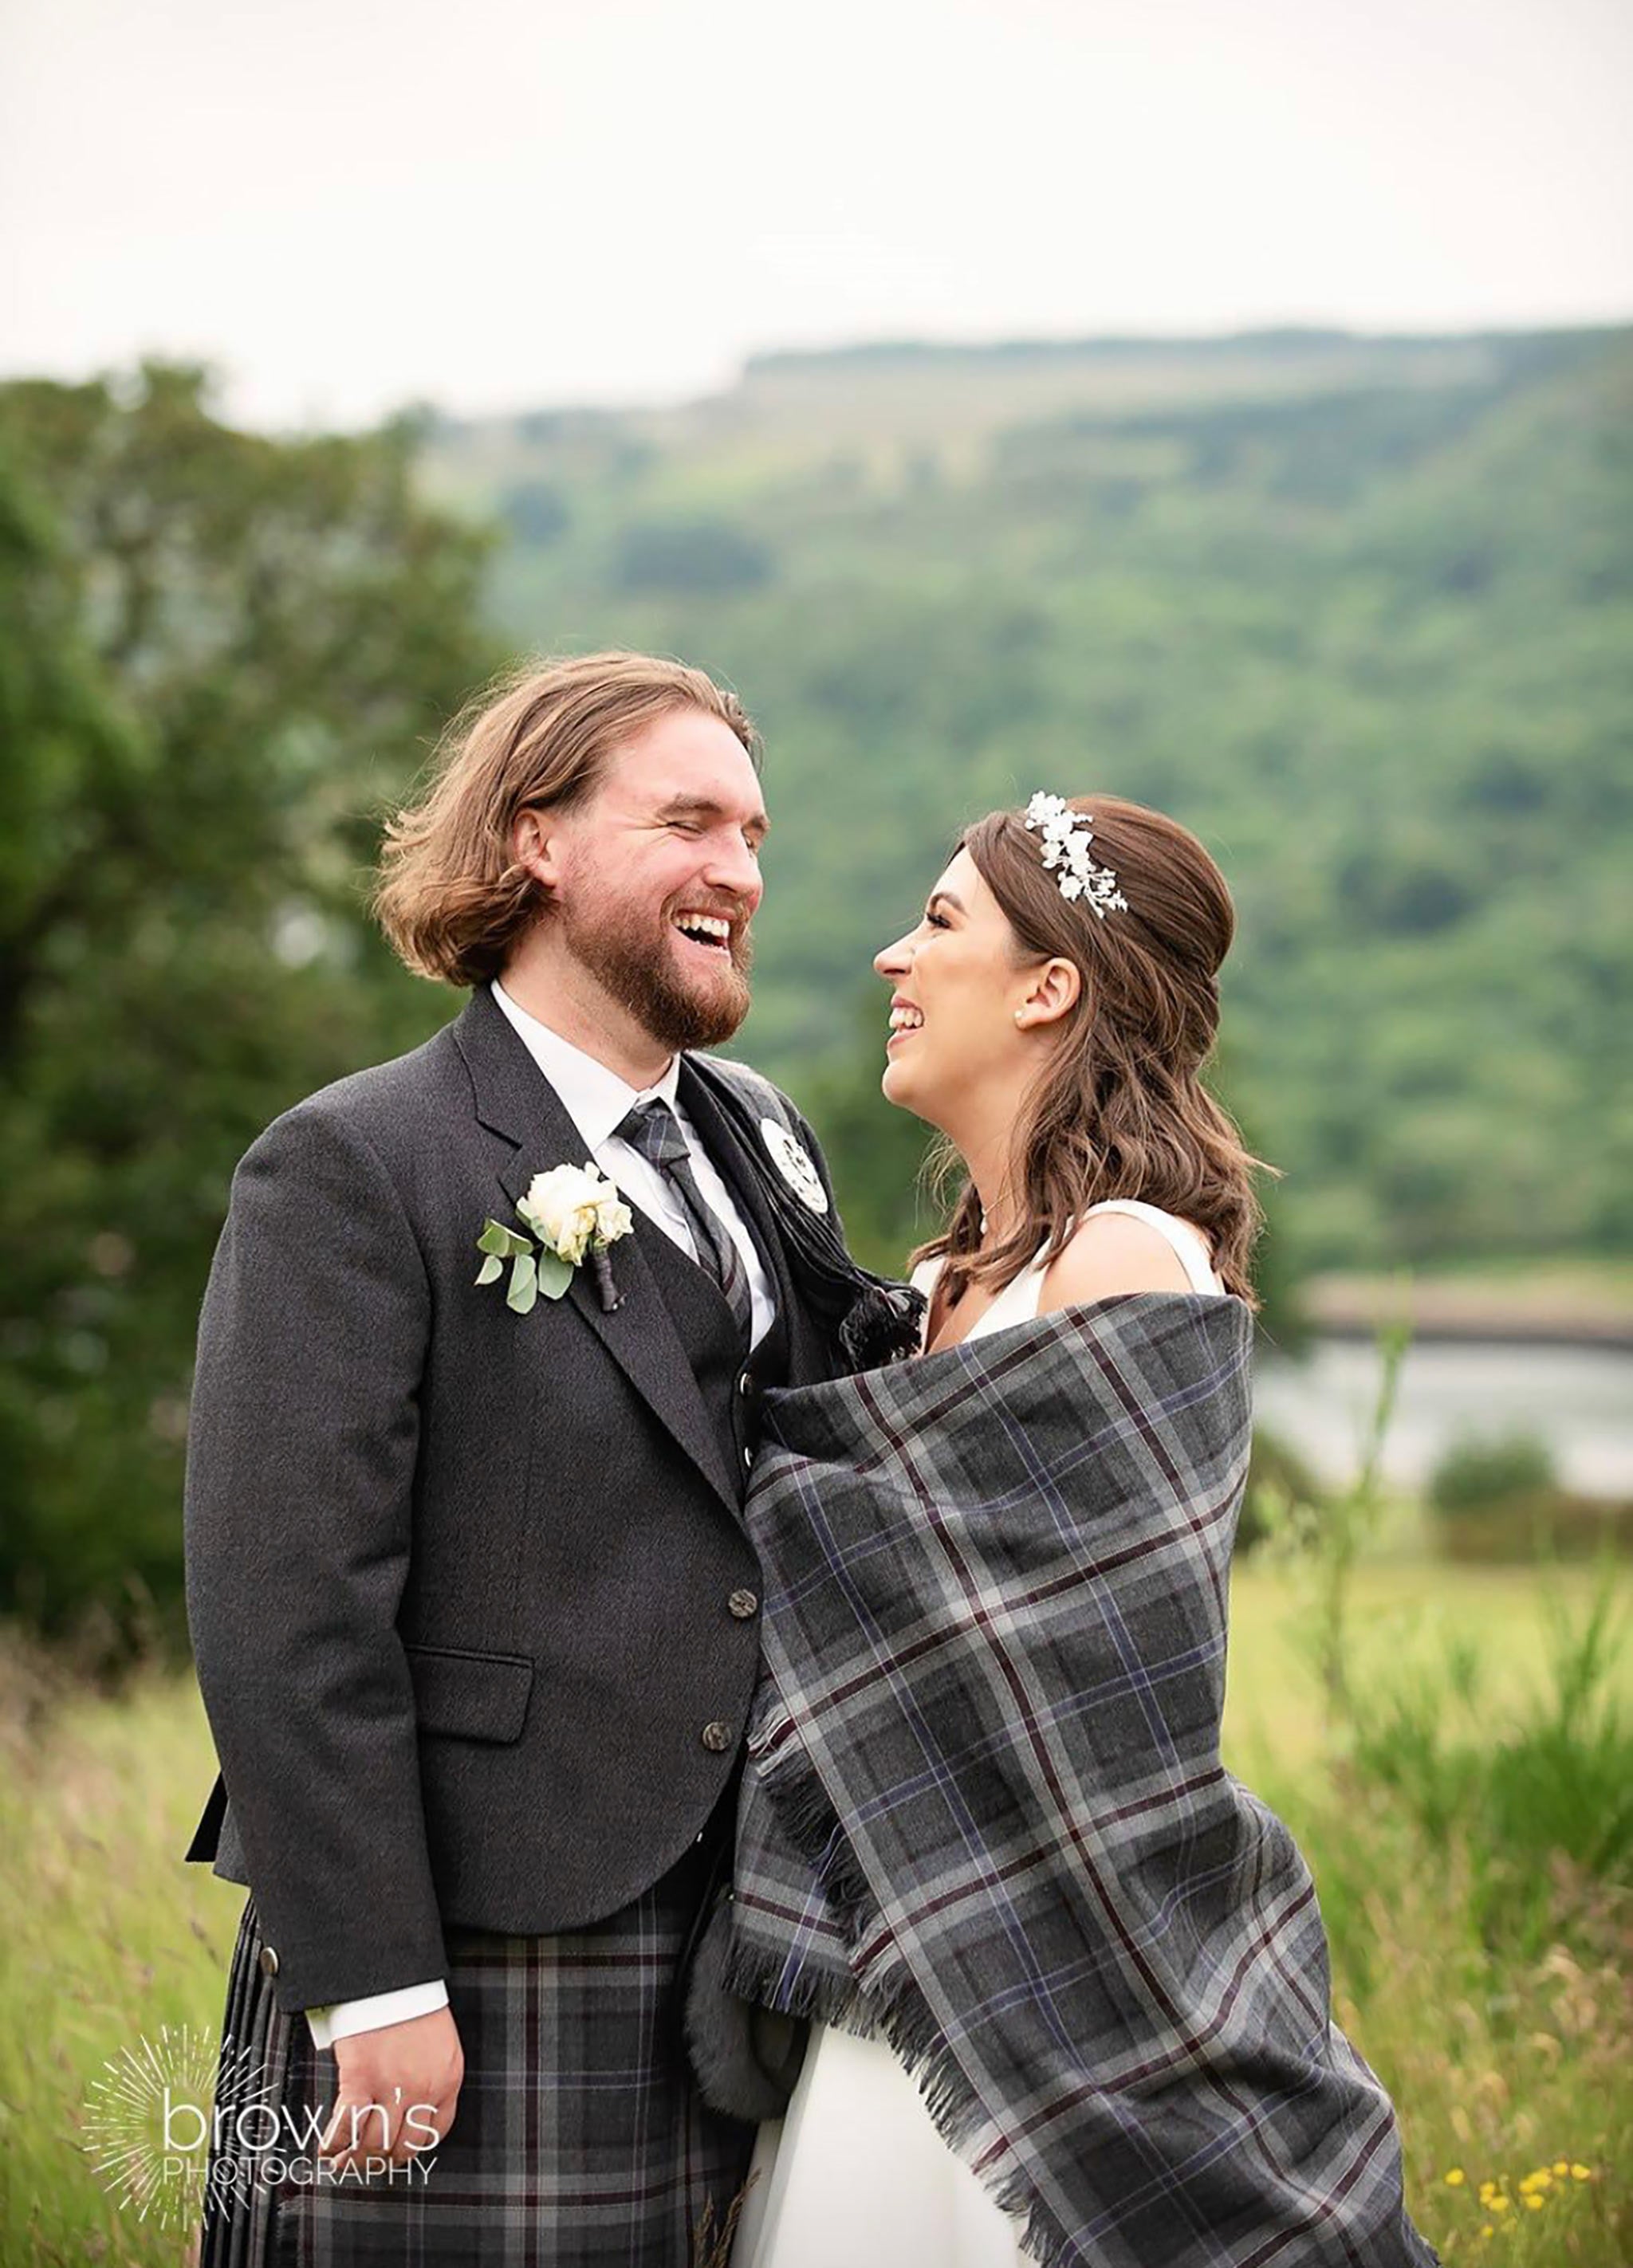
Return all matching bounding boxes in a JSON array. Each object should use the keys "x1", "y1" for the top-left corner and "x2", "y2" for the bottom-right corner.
[
  {"x1": 728, "y1": 1588, "x2": 759, "y2": 1620},
  {"x1": 258, "y1": 1944, "x2": 280, "y2": 1979},
  {"x1": 742, "y1": 1445, "x2": 754, "y2": 1470},
  {"x1": 738, "y1": 1370, "x2": 754, "y2": 1397},
  {"x1": 701, "y1": 1720, "x2": 733, "y2": 1752}
]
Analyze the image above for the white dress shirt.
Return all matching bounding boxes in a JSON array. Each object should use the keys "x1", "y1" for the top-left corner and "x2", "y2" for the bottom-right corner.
[
  {"x1": 489, "y1": 978, "x2": 776, "y2": 1347},
  {"x1": 306, "y1": 978, "x2": 777, "y2": 2049}
]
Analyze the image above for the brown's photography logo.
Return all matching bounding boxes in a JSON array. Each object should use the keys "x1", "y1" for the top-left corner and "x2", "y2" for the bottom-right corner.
[
  {"x1": 81, "y1": 2022, "x2": 269, "y2": 2230},
  {"x1": 82, "y1": 2022, "x2": 443, "y2": 2229}
]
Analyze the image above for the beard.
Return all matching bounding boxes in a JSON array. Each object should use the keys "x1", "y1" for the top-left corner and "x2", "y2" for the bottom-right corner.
[{"x1": 559, "y1": 890, "x2": 754, "y2": 1052}]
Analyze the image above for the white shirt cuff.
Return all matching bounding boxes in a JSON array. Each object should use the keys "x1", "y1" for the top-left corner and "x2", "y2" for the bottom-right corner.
[{"x1": 305, "y1": 1979, "x2": 449, "y2": 2050}]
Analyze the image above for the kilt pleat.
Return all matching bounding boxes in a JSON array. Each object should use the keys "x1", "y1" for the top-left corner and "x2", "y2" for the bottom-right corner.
[{"x1": 199, "y1": 1845, "x2": 757, "y2": 2268}]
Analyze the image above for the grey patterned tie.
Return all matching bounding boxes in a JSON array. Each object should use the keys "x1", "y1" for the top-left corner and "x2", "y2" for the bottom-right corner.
[{"x1": 616, "y1": 1100, "x2": 754, "y2": 1342}]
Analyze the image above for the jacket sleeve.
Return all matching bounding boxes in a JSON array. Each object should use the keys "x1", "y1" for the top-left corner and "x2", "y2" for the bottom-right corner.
[{"x1": 183, "y1": 1101, "x2": 447, "y2": 2014}]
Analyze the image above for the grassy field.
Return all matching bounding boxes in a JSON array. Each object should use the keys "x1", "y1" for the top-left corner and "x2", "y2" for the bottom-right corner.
[
  {"x1": 2, "y1": 1565, "x2": 1627, "y2": 2266},
  {"x1": 1223, "y1": 1562, "x2": 1630, "y2": 1770}
]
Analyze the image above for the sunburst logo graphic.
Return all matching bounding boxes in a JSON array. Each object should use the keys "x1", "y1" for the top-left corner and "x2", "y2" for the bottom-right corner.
[{"x1": 82, "y1": 2024, "x2": 271, "y2": 2230}]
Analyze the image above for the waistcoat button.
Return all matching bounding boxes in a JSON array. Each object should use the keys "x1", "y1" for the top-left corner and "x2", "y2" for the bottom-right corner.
[
  {"x1": 701, "y1": 1720, "x2": 733, "y2": 1752},
  {"x1": 258, "y1": 1944, "x2": 280, "y2": 1979},
  {"x1": 727, "y1": 1588, "x2": 759, "y2": 1619}
]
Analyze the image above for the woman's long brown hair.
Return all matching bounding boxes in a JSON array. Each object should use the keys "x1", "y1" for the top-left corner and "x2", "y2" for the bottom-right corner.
[{"x1": 915, "y1": 796, "x2": 1273, "y2": 1308}]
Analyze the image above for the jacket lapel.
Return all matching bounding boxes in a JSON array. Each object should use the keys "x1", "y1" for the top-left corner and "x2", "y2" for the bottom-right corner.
[{"x1": 453, "y1": 987, "x2": 739, "y2": 1515}]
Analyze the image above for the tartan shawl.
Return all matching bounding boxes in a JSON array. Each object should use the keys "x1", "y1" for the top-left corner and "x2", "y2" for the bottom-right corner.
[{"x1": 724, "y1": 1291, "x2": 1438, "y2": 2268}]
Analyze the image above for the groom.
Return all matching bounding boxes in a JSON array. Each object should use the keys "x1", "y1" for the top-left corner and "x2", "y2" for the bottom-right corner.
[{"x1": 183, "y1": 652, "x2": 873, "y2": 2263}]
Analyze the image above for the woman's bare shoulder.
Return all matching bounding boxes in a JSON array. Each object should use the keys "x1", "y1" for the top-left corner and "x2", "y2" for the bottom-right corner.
[{"x1": 1035, "y1": 1209, "x2": 1197, "y2": 1311}]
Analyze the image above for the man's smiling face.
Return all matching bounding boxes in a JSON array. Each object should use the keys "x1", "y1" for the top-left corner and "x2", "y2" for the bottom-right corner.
[{"x1": 543, "y1": 706, "x2": 768, "y2": 1052}]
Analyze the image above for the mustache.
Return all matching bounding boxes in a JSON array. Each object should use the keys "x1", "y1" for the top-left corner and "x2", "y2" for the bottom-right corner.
[{"x1": 667, "y1": 894, "x2": 754, "y2": 926}]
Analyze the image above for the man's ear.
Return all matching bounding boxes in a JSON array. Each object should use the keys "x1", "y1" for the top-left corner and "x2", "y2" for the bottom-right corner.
[
  {"x1": 512, "y1": 806, "x2": 565, "y2": 890},
  {"x1": 1017, "y1": 957, "x2": 1081, "y2": 1029}
]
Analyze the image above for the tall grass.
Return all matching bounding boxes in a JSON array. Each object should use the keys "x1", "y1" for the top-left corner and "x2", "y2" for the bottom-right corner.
[
  {"x1": 1348, "y1": 1578, "x2": 1633, "y2": 1958},
  {"x1": 1280, "y1": 1785, "x2": 1630, "y2": 2265},
  {"x1": 2, "y1": 1568, "x2": 1629, "y2": 2265},
  {"x1": 0, "y1": 1637, "x2": 227, "y2": 2267},
  {"x1": 1240, "y1": 1570, "x2": 1632, "y2": 2264}
]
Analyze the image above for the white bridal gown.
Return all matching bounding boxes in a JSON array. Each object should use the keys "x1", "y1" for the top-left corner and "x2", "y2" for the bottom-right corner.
[{"x1": 732, "y1": 1202, "x2": 1228, "y2": 2268}]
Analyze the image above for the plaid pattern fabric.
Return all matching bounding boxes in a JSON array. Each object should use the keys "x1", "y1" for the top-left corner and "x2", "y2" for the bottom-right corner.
[
  {"x1": 199, "y1": 1845, "x2": 755, "y2": 2268},
  {"x1": 725, "y1": 1292, "x2": 1438, "y2": 2268}
]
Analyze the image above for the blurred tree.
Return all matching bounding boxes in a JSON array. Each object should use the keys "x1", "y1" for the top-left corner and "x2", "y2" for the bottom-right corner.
[
  {"x1": 612, "y1": 517, "x2": 774, "y2": 594},
  {"x1": 0, "y1": 364, "x2": 500, "y2": 1645},
  {"x1": 502, "y1": 478, "x2": 572, "y2": 547}
]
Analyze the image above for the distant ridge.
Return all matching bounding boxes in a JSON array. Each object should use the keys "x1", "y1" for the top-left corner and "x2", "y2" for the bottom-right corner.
[{"x1": 741, "y1": 322, "x2": 1629, "y2": 380}]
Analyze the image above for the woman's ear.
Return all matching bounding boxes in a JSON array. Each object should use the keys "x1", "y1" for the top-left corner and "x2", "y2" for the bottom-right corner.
[{"x1": 1016, "y1": 957, "x2": 1081, "y2": 1030}]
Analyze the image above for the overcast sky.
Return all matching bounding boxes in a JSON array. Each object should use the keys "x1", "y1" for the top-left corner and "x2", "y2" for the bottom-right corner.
[{"x1": 3, "y1": 0, "x2": 1628, "y2": 431}]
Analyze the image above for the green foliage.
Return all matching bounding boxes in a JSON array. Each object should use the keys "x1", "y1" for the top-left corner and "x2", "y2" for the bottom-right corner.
[
  {"x1": 1253, "y1": 1310, "x2": 1414, "y2": 1717},
  {"x1": 1238, "y1": 1422, "x2": 1326, "y2": 1555},
  {"x1": 774, "y1": 987, "x2": 939, "y2": 1276},
  {"x1": 612, "y1": 516, "x2": 774, "y2": 594},
  {"x1": 1434, "y1": 1493, "x2": 1633, "y2": 1567},
  {"x1": 1426, "y1": 1435, "x2": 1633, "y2": 1565},
  {"x1": 1346, "y1": 1579, "x2": 1633, "y2": 1961},
  {"x1": 438, "y1": 325, "x2": 1633, "y2": 1274},
  {"x1": 501, "y1": 477, "x2": 572, "y2": 546},
  {"x1": 0, "y1": 364, "x2": 500, "y2": 1644},
  {"x1": 1432, "y1": 1433, "x2": 1560, "y2": 1514}
]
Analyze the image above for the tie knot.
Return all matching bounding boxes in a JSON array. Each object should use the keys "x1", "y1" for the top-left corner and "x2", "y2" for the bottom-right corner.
[{"x1": 616, "y1": 1099, "x2": 690, "y2": 1169}]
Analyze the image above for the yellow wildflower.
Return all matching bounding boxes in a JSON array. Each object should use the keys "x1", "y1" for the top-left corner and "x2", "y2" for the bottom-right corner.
[
  {"x1": 1489, "y1": 2195, "x2": 1511, "y2": 2213},
  {"x1": 1570, "y1": 2164, "x2": 1592, "y2": 2181},
  {"x1": 1444, "y1": 2169, "x2": 1466, "y2": 2187},
  {"x1": 1552, "y1": 2160, "x2": 1569, "y2": 2176},
  {"x1": 1480, "y1": 2228, "x2": 1493, "y2": 2242},
  {"x1": 1525, "y1": 2197, "x2": 1544, "y2": 2212}
]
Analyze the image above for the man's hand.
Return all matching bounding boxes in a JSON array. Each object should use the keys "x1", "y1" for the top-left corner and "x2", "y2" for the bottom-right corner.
[{"x1": 319, "y1": 2007, "x2": 464, "y2": 2173}]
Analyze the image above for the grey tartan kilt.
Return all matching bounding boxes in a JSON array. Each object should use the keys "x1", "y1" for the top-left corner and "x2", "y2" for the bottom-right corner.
[{"x1": 198, "y1": 1840, "x2": 757, "y2": 2268}]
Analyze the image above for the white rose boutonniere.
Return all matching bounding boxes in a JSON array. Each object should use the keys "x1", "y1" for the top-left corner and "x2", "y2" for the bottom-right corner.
[{"x1": 475, "y1": 1162, "x2": 634, "y2": 1315}]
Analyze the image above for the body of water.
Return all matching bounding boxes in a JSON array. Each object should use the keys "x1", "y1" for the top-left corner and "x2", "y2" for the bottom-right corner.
[{"x1": 1254, "y1": 1336, "x2": 1633, "y2": 1497}]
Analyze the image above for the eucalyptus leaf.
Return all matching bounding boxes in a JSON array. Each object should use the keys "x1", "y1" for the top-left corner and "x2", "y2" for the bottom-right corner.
[
  {"x1": 534, "y1": 1251, "x2": 574, "y2": 1301},
  {"x1": 474, "y1": 1254, "x2": 503, "y2": 1286},
  {"x1": 506, "y1": 1252, "x2": 538, "y2": 1315},
  {"x1": 478, "y1": 1217, "x2": 531, "y2": 1259}
]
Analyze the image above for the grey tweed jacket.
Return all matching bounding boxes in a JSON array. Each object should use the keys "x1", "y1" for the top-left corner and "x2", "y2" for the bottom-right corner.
[{"x1": 182, "y1": 983, "x2": 842, "y2": 2017}]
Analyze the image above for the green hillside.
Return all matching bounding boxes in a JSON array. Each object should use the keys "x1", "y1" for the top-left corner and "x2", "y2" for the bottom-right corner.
[{"x1": 423, "y1": 327, "x2": 1633, "y2": 1271}]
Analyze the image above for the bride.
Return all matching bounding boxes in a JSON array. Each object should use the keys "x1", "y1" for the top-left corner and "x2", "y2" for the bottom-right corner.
[{"x1": 717, "y1": 796, "x2": 1436, "y2": 2267}]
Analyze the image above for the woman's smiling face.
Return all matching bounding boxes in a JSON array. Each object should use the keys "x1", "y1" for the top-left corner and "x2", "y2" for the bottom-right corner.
[{"x1": 873, "y1": 847, "x2": 1038, "y2": 1130}]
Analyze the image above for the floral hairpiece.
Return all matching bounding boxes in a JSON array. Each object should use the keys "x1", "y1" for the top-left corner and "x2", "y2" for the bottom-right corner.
[{"x1": 1022, "y1": 793, "x2": 1129, "y2": 918}]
